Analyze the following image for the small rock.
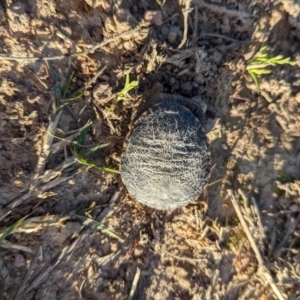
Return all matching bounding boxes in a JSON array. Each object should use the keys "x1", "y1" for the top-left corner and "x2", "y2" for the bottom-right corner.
[
  {"x1": 221, "y1": 143, "x2": 229, "y2": 150},
  {"x1": 181, "y1": 81, "x2": 193, "y2": 95},
  {"x1": 290, "y1": 204, "x2": 299, "y2": 212},
  {"x1": 134, "y1": 247, "x2": 144, "y2": 258},
  {"x1": 144, "y1": 11, "x2": 163, "y2": 26},
  {"x1": 194, "y1": 74, "x2": 205, "y2": 85},
  {"x1": 14, "y1": 254, "x2": 25, "y2": 268},
  {"x1": 168, "y1": 26, "x2": 181, "y2": 44},
  {"x1": 212, "y1": 51, "x2": 223, "y2": 65},
  {"x1": 191, "y1": 96, "x2": 207, "y2": 113},
  {"x1": 123, "y1": 40, "x2": 135, "y2": 51}
]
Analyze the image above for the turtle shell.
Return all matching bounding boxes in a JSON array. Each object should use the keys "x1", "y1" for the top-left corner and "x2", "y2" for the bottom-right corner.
[{"x1": 121, "y1": 93, "x2": 210, "y2": 210}]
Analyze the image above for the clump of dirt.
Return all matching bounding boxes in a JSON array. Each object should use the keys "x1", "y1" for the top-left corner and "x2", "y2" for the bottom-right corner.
[{"x1": 1, "y1": 0, "x2": 300, "y2": 299}]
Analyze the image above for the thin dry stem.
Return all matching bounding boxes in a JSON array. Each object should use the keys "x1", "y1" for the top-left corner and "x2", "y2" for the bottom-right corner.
[
  {"x1": 0, "y1": 25, "x2": 145, "y2": 62},
  {"x1": 178, "y1": 0, "x2": 192, "y2": 49},
  {"x1": 228, "y1": 189, "x2": 286, "y2": 300}
]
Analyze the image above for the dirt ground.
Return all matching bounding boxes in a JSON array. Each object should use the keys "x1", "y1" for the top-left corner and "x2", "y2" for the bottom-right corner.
[{"x1": 1, "y1": 0, "x2": 300, "y2": 299}]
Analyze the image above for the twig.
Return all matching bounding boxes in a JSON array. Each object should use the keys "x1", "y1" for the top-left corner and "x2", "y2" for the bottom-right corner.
[
  {"x1": 178, "y1": 0, "x2": 192, "y2": 49},
  {"x1": 96, "y1": 184, "x2": 123, "y2": 222},
  {"x1": 251, "y1": 196, "x2": 266, "y2": 239},
  {"x1": 25, "y1": 229, "x2": 87, "y2": 294},
  {"x1": 193, "y1": 0, "x2": 251, "y2": 20},
  {"x1": 228, "y1": 189, "x2": 286, "y2": 300},
  {"x1": 192, "y1": 4, "x2": 198, "y2": 47},
  {"x1": 128, "y1": 267, "x2": 141, "y2": 300},
  {"x1": 0, "y1": 25, "x2": 145, "y2": 62},
  {"x1": 3, "y1": 172, "x2": 79, "y2": 212},
  {"x1": 237, "y1": 188, "x2": 252, "y2": 218},
  {"x1": 15, "y1": 246, "x2": 42, "y2": 299},
  {"x1": 267, "y1": 227, "x2": 277, "y2": 258},
  {"x1": 276, "y1": 213, "x2": 300, "y2": 250}
]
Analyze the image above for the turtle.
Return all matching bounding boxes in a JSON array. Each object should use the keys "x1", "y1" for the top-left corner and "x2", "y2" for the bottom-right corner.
[{"x1": 120, "y1": 91, "x2": 211, "y2": 210}]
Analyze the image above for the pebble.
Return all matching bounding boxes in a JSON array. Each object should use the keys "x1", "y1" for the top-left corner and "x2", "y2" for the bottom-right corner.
[
  {"x1": 168, "y1": 26, "x2": 181, "y2": 44},
  {"x1": 212, "y1": 51, "x2": 223, "y2": 65},
  {"x1": 144, "y1": 11, "x2": 163, "y2": 26},
  {"x1": 123, "y1": 40, "x2": 135, "y2": 51},
  {"x1": 14, "y1": 254, "x2": 25, "y2": 268},
  {"x1": 181, "y1": 81, "x2": 193, "y2": 95},
  {"x1": 221, "y1": 143, "x2": 229, "y2": 150},
  {"x1": 290, "y1": 204, "x2": 299, "y2": 212},
  {"x1": 194, "y1": 74, "x2": 205, "y2": 85}
]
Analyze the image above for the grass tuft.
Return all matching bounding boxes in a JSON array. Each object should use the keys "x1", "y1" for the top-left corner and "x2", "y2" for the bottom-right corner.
[
  {"x1": 246, "y1": 46, "x2": 296, "y2": 92},
  {"x1": 117, "y1": 72, "x2": 138, "y2": 101},
  {"x1": 0, "y1": 216, "x2": 27, "y2": 244}
]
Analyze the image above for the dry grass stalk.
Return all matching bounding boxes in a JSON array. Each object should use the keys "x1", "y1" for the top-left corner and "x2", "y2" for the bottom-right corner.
[{"x1": 228, "y1": 189, "x2": 286, "y2": 300}]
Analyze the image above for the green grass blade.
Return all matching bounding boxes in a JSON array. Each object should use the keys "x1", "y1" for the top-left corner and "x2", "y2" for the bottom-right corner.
[
  {"x1": 74, "y1": 214, "x2": 123, "y2": 241},
  {"x1": 249, "y1": 68, "x2": 272, "y2": 75},
  {"x1": 77, "y1": 157, "x2": 120, "y2": 174},
  {"x1": 74, "y1": 123, "x2": 91, "y2": 153},
  {"x1": 62, "y1": 71, "x2": 74, "y2": 98},
  {"x1": 250, "y1": 57, "x2": 270, "y2": 63},
  {"x1": 45, "y1": 61, "x2": 57, "y2": 83},
  {"x1": 0, "y1": 216, "x2": 27, "y2": 244},
  {"x1": 101, "y1": 167, "x2": 121, "y2": 174},
  {"x1": 248, "y1": 70, "x2": 260, "y2": 92},
  {"x1": 55, "y1": 86, "x2": 62, "y2": 105},
  {"x1": 77, "y1": 143, "x2": 110, "y2": 158},
  {"x1": 67, "y1": 88, "x2": 86, "y2": 100},
  {"x1": 117, "y1": 73, "x2": 138, "y2": 101}
]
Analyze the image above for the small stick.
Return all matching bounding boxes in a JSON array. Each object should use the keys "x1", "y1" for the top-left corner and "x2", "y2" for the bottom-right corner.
[
  {"x1": 237, "y1": 188, "x2": 252, "y2": 218},
  {"x1": 228, "y1": 189, "x2": 286, "y2": 300},
  {"x1": 178, "y1": 0, "x2": 192, "y2": 49},
  {"x1": 276, "y1": 213, "x2": 300, "y2": 250},
  {"x1": 15, "y1": 246, "x2": 42, "y2": 299},
  {"x1": 0, "y1": 25, "x2": 145, "y2": 62},
  {"x1": 128, "y1": 267, "x2": 141, "y2": 300},
  {"x1": 25, "y1": 229, "x2": 87, "y2": 294},
  {"x1": 192, "y1": 4, "x2": 198, "y2": 47},
  {"x1": 251, "y1": 196, "x2": 266, "y2": 238},
  {"x1": 96, "y1": 185, "x2": 123, "y2": 222},
  {"x1": 267, "y1": 227, "x2": 276, "y2": 258}
]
